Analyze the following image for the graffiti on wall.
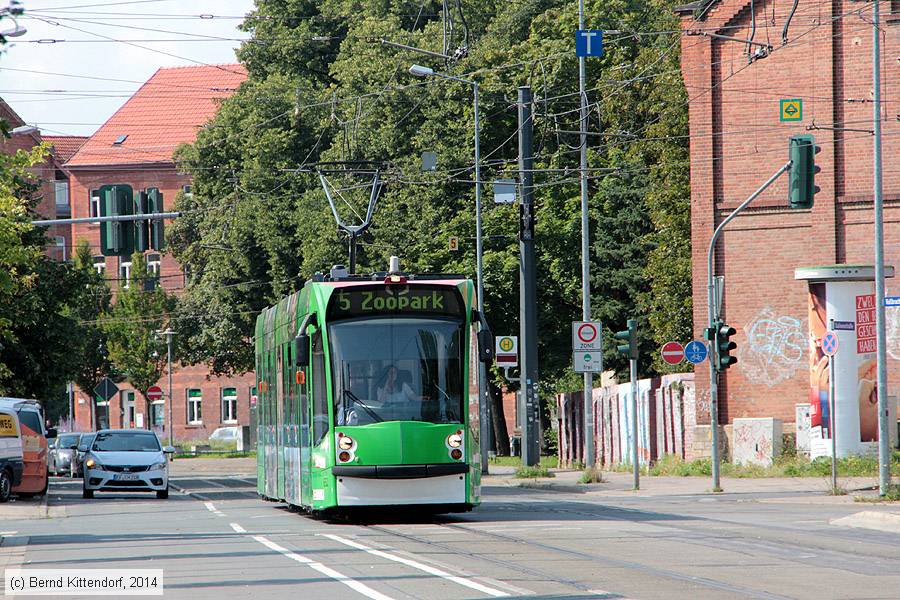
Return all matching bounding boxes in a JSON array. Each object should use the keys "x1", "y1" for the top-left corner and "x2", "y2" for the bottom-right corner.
[{"x1": 737, "y1": 307, "x2": 806, "y2": 386}]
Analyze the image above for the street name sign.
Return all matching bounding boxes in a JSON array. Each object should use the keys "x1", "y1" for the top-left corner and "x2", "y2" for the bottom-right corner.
[
  {"x1": 575, "y1": 29, "x2": 604, "y2": 57},
  {"x1": 884, "y1": 296, "x2": 900, "y2": 307},
  {"x1": 574, "y1": 350, "x2": 603, "y2": 373},
  {"x1": 684, "y1": 340, "x2": 709, "y2": 364},
  {"x1": 832, "y1": 320, "x2": 855, "y2": 331},
  {"x1": 661, "y1": 341, "x2": 684, "y2": 365},
  {"x1": 496, "y1": 335, "x2": 518, "y2": 367},
  {"x1": 572, "y1": 321, "x2": 602, "y2": 351},
  {"x1": 780, "y1": 98, "x2": 802, "y2": 122},
  {"x1": 93, "y1": 377, "x2": 118, "y2": 403}
]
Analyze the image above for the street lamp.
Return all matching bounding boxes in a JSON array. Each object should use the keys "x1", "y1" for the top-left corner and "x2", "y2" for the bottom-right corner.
[{"x1": 409, "y1": 64, "x2": 490, "y2": 472}]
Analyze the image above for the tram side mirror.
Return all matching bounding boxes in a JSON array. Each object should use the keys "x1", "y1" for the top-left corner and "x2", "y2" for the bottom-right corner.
[
  {"x1": 295, "y1": 333, "x2": 310, "y2": 367},
  {"x1": 477, "y1": 329, "x2": 494, "y2": 364}
]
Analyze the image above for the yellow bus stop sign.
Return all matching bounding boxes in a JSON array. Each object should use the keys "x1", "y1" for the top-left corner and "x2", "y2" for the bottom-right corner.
[{"x1": 780, "y1": 98, "x2": 802, "y2": 122}]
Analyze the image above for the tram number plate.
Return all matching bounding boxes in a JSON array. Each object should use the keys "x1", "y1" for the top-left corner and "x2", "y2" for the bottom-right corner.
[{"x1": 114, "y1": 473, "x2": 139, "y2": 481}]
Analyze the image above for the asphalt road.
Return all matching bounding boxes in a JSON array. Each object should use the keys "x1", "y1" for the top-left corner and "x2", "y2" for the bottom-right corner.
[{"x1": 3, "y1": 473, "x2": 900, "y2": 599}]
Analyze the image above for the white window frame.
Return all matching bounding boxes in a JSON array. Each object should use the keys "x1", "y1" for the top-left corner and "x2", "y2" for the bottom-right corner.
[
  {"x1": 120, "y1": 261, "x2": 132, "y2": 289},
  {"x1": 90, "y1": 189, "x2": 100, "y2": 219},
  {"x1": 182, "y1": 184, "x2": 193, "y2": 197},
  {"x1": 54, "y1": 236, "x2": 67, "y2": 261},
  {"x1": 93, "y1": 256, "x2": 106, "y2": 275},
  {"x1": 147, "y1": 253, "x2": 161, "y2": 279},
  {"x1": 221, "y1": 388, "x2": 238, "y2": 424},
  {"x1": 187, "y1": 389, "x2": 202, "y2": 425}
]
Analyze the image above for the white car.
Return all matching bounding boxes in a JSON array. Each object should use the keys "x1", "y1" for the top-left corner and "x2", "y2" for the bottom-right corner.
[{"x1": 82, "y1": 429, "x2": 175, "y2": 499}]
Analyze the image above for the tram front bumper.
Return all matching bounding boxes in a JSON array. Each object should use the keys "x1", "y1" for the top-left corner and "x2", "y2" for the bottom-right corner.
[{"x1": 334, "y1": 470, "x2": 468, "y2": 506}]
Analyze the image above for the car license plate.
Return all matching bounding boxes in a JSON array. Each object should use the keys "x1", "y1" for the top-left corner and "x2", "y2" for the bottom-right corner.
[{"x1": 115, "y1": 473, "x2": 139, "y2": 481}]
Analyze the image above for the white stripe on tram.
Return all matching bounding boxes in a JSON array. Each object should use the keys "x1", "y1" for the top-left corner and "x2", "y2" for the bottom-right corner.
[
  {"x1": 321, "y1": 533, "x2": 511, "y2": 597},
  {"x1": 252, "y1": 535, "x2": 396, "y2": 600}
]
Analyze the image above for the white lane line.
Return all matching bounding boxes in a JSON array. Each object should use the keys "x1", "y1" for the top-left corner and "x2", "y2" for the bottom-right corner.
[
  {"x1": 252, "y1": 535, "x2": 395, "y2": 600},
  {"x1": 321, "y1": 533, "x2": 511, "y2": 598},
  {"x1": 589, "y1": 590, "x2": 640, "y2": 600},
  {"x1": 0, "y1": 531, "x2": 17, "y2": 535},
  {"x1": 203, "y1": 501, "x2": 226, "y2": 517},
  {"x1": 230, "y1": 523, "x2": 246, "y2": 533}
]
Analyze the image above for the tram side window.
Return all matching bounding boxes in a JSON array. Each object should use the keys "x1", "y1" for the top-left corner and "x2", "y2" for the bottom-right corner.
[{"x1": 311, "y1": 331, "x2": 329, "y2": 445}]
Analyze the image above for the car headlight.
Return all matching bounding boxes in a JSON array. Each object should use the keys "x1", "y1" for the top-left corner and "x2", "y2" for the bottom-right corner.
[
  {"x1": 85, "y1": 458, "x2": 102, "y2": 470},
  {"x1": 150, "y1": 462, "x2": 167, "y2": 471}
]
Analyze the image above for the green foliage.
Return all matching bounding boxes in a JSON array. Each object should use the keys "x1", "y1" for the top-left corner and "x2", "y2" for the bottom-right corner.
[
  {"x1": 103, "y1": 253, "x2": 175, "y2": 413},
  {"x1": 171, "y1": 0, "x2": 693, "y2": 396},
  {"x1": 578, "y1": 466, "x2": 604, "y2": 484},
  {"x1": 514, "y1": 464, "x2": 554, "y2": 478},
  {"x1": 490, "y1": 454, "x2": 558, "y2": 469},
  {"x1": 855, "y1": 485, "x2": 900, "y2": 503},
  {"x1": 649, "y1": 452, "x2": 900, "y2": 478}
]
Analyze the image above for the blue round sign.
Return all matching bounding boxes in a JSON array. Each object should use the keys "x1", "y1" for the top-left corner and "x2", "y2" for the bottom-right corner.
[{"x1": 684, "y1": 340, "x2": 708, "y2": 364}]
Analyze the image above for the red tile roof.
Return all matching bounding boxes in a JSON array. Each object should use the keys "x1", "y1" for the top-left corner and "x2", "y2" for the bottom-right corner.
[
  {"x1": 44, "y1": 135, "x2": 88, "y2": 162},
  {"x1": 66, "y1": 64, "x2": 247, "y2": 167}
]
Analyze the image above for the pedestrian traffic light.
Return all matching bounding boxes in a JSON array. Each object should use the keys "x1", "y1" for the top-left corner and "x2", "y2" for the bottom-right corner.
[
  {"x1": 715, "y1": 321, "x2": 737, "y2": 372},
  {"x1": 99, "y1": 184, "x2": 135, "y2": 257},
  {"x1": 146, "y1": 188, "x2": 165, "y2": 251},
  {"x1": 788, "y1": 134, "x2": 820, "y2": 210},
  {"x1": 614, "y1": 319, "x2": 638, "y2": 360}
]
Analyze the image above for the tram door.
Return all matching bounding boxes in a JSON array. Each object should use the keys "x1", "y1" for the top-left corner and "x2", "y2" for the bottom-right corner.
[
  {"x1": 299, "y1": 332, "x2": 315, "y2": 506},
  {"x1": 276, "y1": 348, "x2": 285, "y2": 500}
]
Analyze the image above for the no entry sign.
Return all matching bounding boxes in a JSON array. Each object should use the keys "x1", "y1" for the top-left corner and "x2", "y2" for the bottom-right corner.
[
  {"x1": 572, "y1": 321, "x2": 602, "y2": 351},
  {"x1": 661, "y1": 341, "x2": 685, "y2": 365},
  {"x1": 146, "y1": 385, "x2": 164, "y2": 401}
]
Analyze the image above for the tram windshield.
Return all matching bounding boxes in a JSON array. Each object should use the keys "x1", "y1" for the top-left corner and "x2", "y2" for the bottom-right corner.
[{"x1": 328, "y1": 316, "x2": 465, "y2": 425}]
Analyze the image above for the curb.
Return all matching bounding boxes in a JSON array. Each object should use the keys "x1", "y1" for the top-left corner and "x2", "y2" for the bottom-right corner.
[{"x1": 500, "y1": 479, "x2": 596, "y2": 493}]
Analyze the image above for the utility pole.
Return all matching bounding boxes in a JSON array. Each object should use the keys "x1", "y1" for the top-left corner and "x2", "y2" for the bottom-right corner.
[
  {"x1": 629, "y1": 320, "x2": 639, "y2": 490},
  {"x1": 518, "y1": 86, "x2": 540, "y2": 467},
  {"x1": 872, "y1": 0, "x2": 891, "y2": 496},
  {"x1": 161, "y1": 328, "x2": 175, "y2": 448},
  {"x1": 578, "y1": 0, "x2": 594, "y2": 469}
]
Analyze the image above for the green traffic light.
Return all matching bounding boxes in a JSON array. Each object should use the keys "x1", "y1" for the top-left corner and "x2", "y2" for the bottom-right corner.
[
  {"x1": 788, "y1": 134, "x2": 820, "y2": 210},
  {"x1": 714, "y1": 321, "x2": 737, "y2": 372}
]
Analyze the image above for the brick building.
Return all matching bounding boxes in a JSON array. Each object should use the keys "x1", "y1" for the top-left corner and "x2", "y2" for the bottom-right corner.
[
  {"x1": 67, "y1": 64, "x2": 253, "y2": 440},
  {"x1": 0, "y1": 98, "x2": 77, "y2": 261},
  {"x1": 676, "y1": 1, "x2": 900, "y2": 437}
]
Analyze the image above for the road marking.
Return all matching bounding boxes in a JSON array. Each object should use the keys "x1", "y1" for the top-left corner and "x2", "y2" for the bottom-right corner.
[
  {"x1": 202, "y1": 478, "x2": 229, "y2": 488},
  {"x1": 203, "y1": 501, "x2": 225, "y2": 517},
  {"x1": 252, "y1": 535, "x2": 395, "y2": 600},
  {"x1": 0, "y1": 531, "x2": 17, "y2": 535},
  {"x1": 321, "y1": 533, "x2": 511, "y2": 598},
  {"x1": 230, "y1": 523, "x2": 246, "y2": 533},
  {"x1": 589, "y1": 589, "x2": 639, "y2": 599}
]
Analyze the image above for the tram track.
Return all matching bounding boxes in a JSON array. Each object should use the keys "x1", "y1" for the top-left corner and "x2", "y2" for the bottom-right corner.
[{"x1": 362, "y1": 507, "x2": 796, "y2": 600}]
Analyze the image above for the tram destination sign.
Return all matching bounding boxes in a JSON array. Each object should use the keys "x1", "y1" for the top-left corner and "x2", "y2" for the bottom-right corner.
[{"x1": 329, "y1": 286, "x2": 463, "y2": 319}]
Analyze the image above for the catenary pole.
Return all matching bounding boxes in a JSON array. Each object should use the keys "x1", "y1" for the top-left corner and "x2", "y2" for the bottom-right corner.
[
  {"x1": 872, "y1": 0, "x2": 891, "y2": 496},
  {"x1": 829, "y1": 318, "x2": 837, "y2": 494},
  {"x1": 162, "y1": 328, "x2": 175, "y2": 448},
  {"x1": 518, "y1": 86, "x2": 541, "y2": 467},
  {"x1": 578, "y1": 0, "x2": 595, "y2": 469}
]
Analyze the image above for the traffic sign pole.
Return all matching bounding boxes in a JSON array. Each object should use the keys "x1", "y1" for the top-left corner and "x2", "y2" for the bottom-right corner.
[
  {"x1": 828, "y1": 321, "x2": 838, "y2": 495},
  {"x1": 630, "y1": 339, "x2": 639, "y2": 491}
]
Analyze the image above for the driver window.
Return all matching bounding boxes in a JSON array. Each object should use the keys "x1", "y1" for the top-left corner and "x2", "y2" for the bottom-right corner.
[{"x1": 311, "y1": 330, "x2": 329, "y2": 445}]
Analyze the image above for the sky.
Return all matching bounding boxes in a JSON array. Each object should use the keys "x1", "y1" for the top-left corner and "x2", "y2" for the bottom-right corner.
[{"x1": 0, "y1": 0, "x2": 256, "y2": 137}]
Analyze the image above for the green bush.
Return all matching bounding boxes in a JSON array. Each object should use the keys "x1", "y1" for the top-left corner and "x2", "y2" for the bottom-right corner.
[
  {"x1": 578, "y1": 467, "x2": 604, "y2": 484},
  {"x1": 514, "y1": 465, "x2": 554, "y2": 478}
]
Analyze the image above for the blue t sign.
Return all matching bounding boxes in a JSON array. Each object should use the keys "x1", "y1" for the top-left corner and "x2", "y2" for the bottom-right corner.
[{"x1": 576, "y1": 29, "x2": 604, "y2": 57}]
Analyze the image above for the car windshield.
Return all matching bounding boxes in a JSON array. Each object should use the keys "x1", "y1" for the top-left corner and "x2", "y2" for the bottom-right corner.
[
  {"x1": 92, "y1": 432, "x2": 161, "y2": 452},
  {"x1": 78, "y1": 434, "x2": 95, "y2": 451},
  {"x1": 58, "y1": 433, "x2": 80, "y2": 448},
  {"x1": 328, "y1": 316, "x2": 464, "y2": 425}
]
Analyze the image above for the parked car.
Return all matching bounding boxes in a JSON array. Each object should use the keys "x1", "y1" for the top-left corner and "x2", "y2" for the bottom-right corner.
[
  {"x1": 74, "y1": 432, "x2": 96, "y2": 477},
  {"x1": 82, "y1": 429, "x2": 175, "y2": 499},
  {"x1": 49, "y1": 433, "x2": 81, "y2": 477},
  {"x1": 0, "y1": 406, "x2": 23, "y2": 503},
  {"x1": 209, "y1": 426, "x2": 240, "y2": 447},
  {"x1": 0, "y1": 398, "x2": 53, "y2": 500}
]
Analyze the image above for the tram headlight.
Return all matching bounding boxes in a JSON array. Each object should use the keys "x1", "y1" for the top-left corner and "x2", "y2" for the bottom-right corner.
[
  {"x1": 338, "y1": 451, "x2": 352, "y2": 463},
  {"x1": 338, "y1": 435, "x2": 354, "y2": 450},
  {"x1": 446, "y1": 431, "x2": 463, "y2": 448},
  {"x1": 450, "y1": 448, "x2": 463, "y2": 460}
]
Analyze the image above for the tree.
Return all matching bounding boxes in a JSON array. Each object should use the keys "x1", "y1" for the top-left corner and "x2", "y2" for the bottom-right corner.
[
  {"x1": 103, "y1": 252, "x2": 174, "y2": 425},
  {"x1": 65, "y1": 240, "x2": 114, "y2": 427}
]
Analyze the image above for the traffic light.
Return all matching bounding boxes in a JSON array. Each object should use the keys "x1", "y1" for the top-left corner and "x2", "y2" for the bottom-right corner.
[
  {"x1": 614, "y1": 319, "x2": 638, "y2": 360},
  {"x1": 714, "y1": 321, "x2": 737, "y2": 372},
  {"x1": 146, "y1": 188, "x2": 165, "y2": 251},
  {"x1": 134, "y1": 190, "x2": 149, "y2": 252},
  {"x1": 788, "y1": 134, "x2": 820, "y2": 209},
  {"x1": 99, "y1": 184, "x2": 135, "y2": 257}
]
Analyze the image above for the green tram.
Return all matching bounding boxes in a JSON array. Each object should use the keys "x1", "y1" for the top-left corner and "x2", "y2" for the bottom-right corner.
[{"x1": 254, "y1": 263, "x2": 493, "y2": 514}]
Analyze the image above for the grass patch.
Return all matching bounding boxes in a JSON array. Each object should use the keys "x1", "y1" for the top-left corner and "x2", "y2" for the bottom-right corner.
[
  {"x1": 490, "y1": 455, "x2": 558, "y2": 469},
  {"x1": 855, "y1": 484, "x2": 900, "y2": 503},
  {"x1": 578, "y1": 466, "x2": 605, "y2": 484},
  {"x1": 514, "y1": 465, "x2": 554, "y2": 478},
  {"x1": 648, "y1": 452, "x2": 900, "y2": 478}
]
